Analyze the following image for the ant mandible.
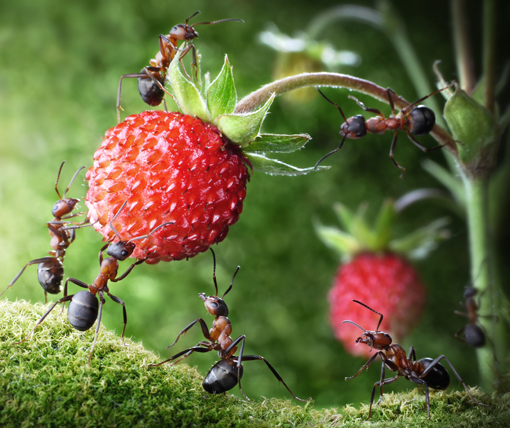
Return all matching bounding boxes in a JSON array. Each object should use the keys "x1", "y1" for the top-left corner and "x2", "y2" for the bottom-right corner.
[
  {"x1": 15, "y1": 201, "x2": 173, "y2": 364},
  {"x1": 343, "y1": 300, "x2": 487, "y2": 420},
  {"x1": 149, "y1": 248, "x2": 309, "y2": 402},
  {"x1": 315, "y1": 84, "x2": 453, "y2": 178},
  {"x1": 2, "y1": 161, "x2": 87, "y2": 302},
  {"x1": 116, "y1": 11, "x2": 243, "y2": 122}
]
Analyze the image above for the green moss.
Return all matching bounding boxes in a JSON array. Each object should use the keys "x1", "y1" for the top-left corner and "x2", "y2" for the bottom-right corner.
[{"x1": 1, "y1": 300, "x2": 508, "y2": 427}]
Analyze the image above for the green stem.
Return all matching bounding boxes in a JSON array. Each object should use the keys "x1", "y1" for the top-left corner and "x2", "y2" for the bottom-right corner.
[
  {"x1": 235, "y1": 72, "x2": 458, "y2": 158},
  {"x1": 461, "y1": 175, "x2": 498, "y2": 390},
  {"x1": 482, "y1": 0, "x2": 496, "y2": 113},
  {"x1": 452, "y1": 0, "x2": 476, "y2": 93}
]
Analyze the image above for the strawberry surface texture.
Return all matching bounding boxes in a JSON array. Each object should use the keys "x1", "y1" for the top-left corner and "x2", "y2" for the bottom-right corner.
[
  {"x1": 329, "y1": 253, "x2": 427, "y2": 358},
  {"x1": 86, "y1": 110, "x2": 250, "y2": 264}
]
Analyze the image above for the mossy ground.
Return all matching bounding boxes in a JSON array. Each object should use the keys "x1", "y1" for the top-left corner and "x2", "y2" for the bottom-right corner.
[{"x1": 1, "y1": 300, "x2": 508, "y2": 427}]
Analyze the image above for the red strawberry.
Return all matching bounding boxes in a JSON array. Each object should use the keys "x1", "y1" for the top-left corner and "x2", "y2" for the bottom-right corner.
[
  {"x1": 316, "y1": 200, "x2": 448, "y2": 358},
  {"x1": 86, "y1": 54, "x2": 321, "y2": 263},
  {"x1": 86, "y1": 111, "x2": 249, "y2": 264},
  {"x1": 329, "y1": 252, "x2": 426, "y2": 358}
]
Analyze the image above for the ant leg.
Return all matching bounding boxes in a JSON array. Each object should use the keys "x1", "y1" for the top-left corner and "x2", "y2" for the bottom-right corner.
[
  {"x1": 314, "y1": 135, "x2": 347, "y2": 170},
  {"x1": 88, "y1": 293, "x2": 105, "y2": 364},
  {"x1": 389, "y1": 132, "x2": 406, "y2": 178},
  {"x1": 401, "y1": 83, "x2": 455, "y2": 114},
  {"x1": 106, "y1": 290, "x2": 128, "y2": 346},
  {"x1": 454, "y1": 326, "x2": 467, "y2": 343},
  {"x1": 148, "y1": 345, "x2": 212, "y2": 367},
  {"x1": 165, "y1": 318, "x2": 211, "y2": 349},
  {"x1": 385, "y1": 88, "x2": 398, "y2": 116},
  {"x1": 345, "y1": 351, "x2": 381, "y2": 380},
  {"x1": 422, "y1": 355, "x2": 488, "y2": 407},
  {"x1": 112, "y1": 258, "x2": 147, "y2": 282},
  {"x1": 348, "y1": 95, "x2": 385, "y2": 117},
  {"x1": 406, "y1": 131, "x2": 443, "y2": 152},
  {"x1": 60, "y1": 277, "x2": 89, "y2": 316},
  {"x1": 117, "y1": 73, "x2": 147, "y2": 122},
  {"x1": 3, "y1": 257, "x2": 57, "y2": 296},
  {"x1": 408, "y1": 345, "x2": 417, "y2": 361},
  {"x1": 368, "y1": 374, "x2": 399, "y2": 420},
  {"x1": 238, "y1": 354, "x2": 311, "y2": 402},
  {"x1": 14, "y1": 293, "x2": 74, "y2": 344}
]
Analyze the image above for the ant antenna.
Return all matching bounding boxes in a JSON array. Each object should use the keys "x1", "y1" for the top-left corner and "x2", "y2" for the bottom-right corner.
[
  {"x1": 352, "y1": 300, "x2": 384, "y2": 331},
  {"x1": 342, "y1": 320, "x2": 366, "y2": 332},
  {"x1": 109, "y1": 201, "x2": 129, "y2": 240},
  {"x1": 316, "y1": 88, "x2": 348, "y2": 122},
  {"x1": 222, "y1": 266, "x2": 240, "y2": 299},
  {"x1": 210, "y1": 247, "x2": 219, "y2": 296},
  {"x1": 55, "y1": 162, "x2": 86, "y2": 200}
]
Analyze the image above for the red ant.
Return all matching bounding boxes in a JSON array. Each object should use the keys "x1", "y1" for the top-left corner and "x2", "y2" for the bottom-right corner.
[
  {"x1": 116, "y1": 11, "x2": 243, "y2": 122},
  {"x1": 149, "y1": 248, "x2": 309, "y2": 402},
  {"x1": 315, "y1": 84, "x2": 453, "y2": 178},
  {"x1": 343, "y1": 300, "x2": 487, "y2": 420},
  {"x1": 2, "y1": 162, "x2": 86, "y2": 302},
  {"x1": 15, "y1": 201, "x2": 173, "y2": 364}
]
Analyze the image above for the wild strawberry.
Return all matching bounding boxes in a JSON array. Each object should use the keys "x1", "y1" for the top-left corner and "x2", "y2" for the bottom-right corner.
[
  {"x1": 316, "y1": 200, "x2": 449, "y2": 357},
  {"x1": 87, "y1": 52, "x2": 323, "y2": 263}
]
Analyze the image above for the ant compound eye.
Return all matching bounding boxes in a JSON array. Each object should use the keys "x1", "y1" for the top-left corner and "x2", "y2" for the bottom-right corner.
[{"x1": 210, "y1": 302, "x2": 218, "y2": 309}]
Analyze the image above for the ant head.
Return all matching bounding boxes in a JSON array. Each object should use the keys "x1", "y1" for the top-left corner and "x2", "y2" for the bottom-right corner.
[
  {"x1": 170, "y1": 23, "x2": 199, "y2": 42},
  {"x1": 200, "y1": 293, "x2": 229, "y2": 317},
  {"x1": 342, "y1": 300, "x2": 392, "y2": 351},
  {"x1": 341, "y1": 115, "x2": 367, "y2": 139},
  {"x1": 407, "y1": 105, "x2": 435, "y2": 136},
  {"x1": 107, "y1": 240, "x2": 136, "y2": 261},
  {"x1": 52, "y1": 198, "x2": 80, "y2": 218},
  {"x1": 463, "y1": 286, "x2": 479, "y2": 299}
]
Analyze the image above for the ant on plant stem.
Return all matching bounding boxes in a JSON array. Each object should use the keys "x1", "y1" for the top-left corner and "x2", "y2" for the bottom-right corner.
[
  {"x1": 2, "y1": 162, "x2": 87, "y2": 302},
  {"x1": 342, "y1": 300, "x2": 487, "y2": 420},
  {"x1": 315, "y1": 83, "x2": 453, "y2": 178},
  {"x1": 116, "y1": 11, "x2": 243, "y2": 122},
  {"x1": 15, "y1": 201, "x2": 173, "y2": 364},
  {"x1": 149, "y1": 248, "x2": 309, "y2": 402}
]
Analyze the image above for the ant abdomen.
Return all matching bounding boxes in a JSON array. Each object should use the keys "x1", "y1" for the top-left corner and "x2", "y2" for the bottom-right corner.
[
  {"x1": 203, "y1": 359, "x2": 244, "y2": 394},
  {"x1": 464, "y1": 324, "x2": 486, "y2": 348},
  {"x1": 408, "y1": 106, "x2": 436, "y2": 136},
  {"x1": 419, "y1": 358, "x2": 450, "y2": 390},
  {"x1": 138, "y1": 69, "x2": 166, "y2": 106},
  {"x1": 341, "y1": 115, "x2": 366, "y2": 139},
  {"x1": 67, "y1": 290, "x2": 99, "y2": 331},
  {"x1": 37, "y1": 259, "x2": 64, "y2": 295}
]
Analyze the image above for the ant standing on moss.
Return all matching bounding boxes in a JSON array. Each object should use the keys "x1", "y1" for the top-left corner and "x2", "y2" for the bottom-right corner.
[
  {"x1": 343, "y1": 300, "x2": 487, "y2": 420},
  {"x1": 2, "y1": 162, "x2": 87, "y2": 302},
  {"x1": 149, "y1": 248, "x2": 309, "y2": 402},
  {"x1": 15, "y1": 201, "x2": 173, "y2": 363},
  {"x1": 315, "y1": 84, "x2": 453, "y2": 177},
  {"x1": 116, "y1": 11, "x2": 243, "y2": 122}
]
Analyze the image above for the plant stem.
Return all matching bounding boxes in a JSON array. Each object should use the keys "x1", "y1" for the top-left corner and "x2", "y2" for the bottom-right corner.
[
  {"x1": 235, "y1": 72, "x2": 458, "y2": 158},
  {"x1": 452, "y1": 0, "x2": 476, "y2": 94},
  {"x1": 461, "y1": 174, "x2": 498, "y2": 390},
  {"x1": 482, "y1": 0, "x2": 496, "y2": 113}
]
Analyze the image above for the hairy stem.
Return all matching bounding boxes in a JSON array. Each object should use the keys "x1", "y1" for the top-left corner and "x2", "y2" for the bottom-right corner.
[{"x1": 235, "y1": 73, "x2": 458, "y2": 157}]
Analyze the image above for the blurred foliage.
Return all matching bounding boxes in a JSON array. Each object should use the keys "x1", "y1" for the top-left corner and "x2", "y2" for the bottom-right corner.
[{"x1": 0, "y1": 0, "x2": 508, "y2": 412}]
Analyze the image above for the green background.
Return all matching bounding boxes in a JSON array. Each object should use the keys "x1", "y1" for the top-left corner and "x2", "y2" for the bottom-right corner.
[{"x1": 0, "y1": 0, "x2": 507, "y2": 410}]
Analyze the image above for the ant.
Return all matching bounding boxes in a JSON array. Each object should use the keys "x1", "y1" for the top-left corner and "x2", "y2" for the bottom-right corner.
[
  {"x1": 116, "y1": 11, "x2": 243, "y2": 122},
  {"x1": 149, "y1": 248, "x2": 309, "y2": 402},
  {"x1": 315, "y1": 84, "x2": 453, "y2": 178},
  {"x1": 342, "y1": 300, "x2": 486, "y2": 420},
  {"x1": 454, "y1": 286, "x2": 497, "y2": 348},
  {"x1": 2, "y1": 162, "x2": 86, "y2": 302},
  {"x1": 15, "y1": 201, "x2": 173, "y2": 364}
]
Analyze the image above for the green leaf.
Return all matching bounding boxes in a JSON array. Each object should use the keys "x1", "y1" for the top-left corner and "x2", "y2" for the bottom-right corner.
[
  {"x1": 389, "y1": 217, "x2": 451, "y2": 260},
  {"x1": 168, "y1": 47, "x2": 210, "y2": 122},
  {"x1": 207, "y1": 55, "x2": 237, "y2": 119},
  {"x1": 314, "y1": 222, "x2": 361, "y2": 259},
  {"x1": 421, "y1": 159, "x2": 466, "y2": 207},
  {"x1": 444, "y1": 87, "x2": 497, "y2": 168},
  {"x1": 215, "y1": 94, "x2": 275, "y2": 146},
  {"x1": 244, "y1": 152, "x2": 329, "y2": 176},
  {"x1": 242, "y1": 133, "x2": 311, "y2": 153}
]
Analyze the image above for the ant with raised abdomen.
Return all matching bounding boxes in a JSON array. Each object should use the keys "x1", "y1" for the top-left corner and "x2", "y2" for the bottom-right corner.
[
  {"x1": 342, "y1": 300, "x2": 487, "y2": 420},
  {"x1": 116, "y1": 11, "x2": 243, "y2": 122},
  {"x1": 15, "y1": 201, "x2": 173, "y2": 363},
  {"x1": 2, "y1": 162, "x2": 87, "y2": 302},
  {"x1": 149, "y1": 248, "x2": 309, "y2": 402},
  {"x1": 315, "y1": 84, "x2": 453, "y2": 178}
]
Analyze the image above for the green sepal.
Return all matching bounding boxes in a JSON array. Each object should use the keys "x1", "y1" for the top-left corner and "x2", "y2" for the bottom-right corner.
[
  {"x1": 242, "y1": 133, "x2": 311, "y2": 153},
  {"x1": 314, "y1": 222, "x2": 361, "y2": 259},
  {"x1": 444, "y1": 87, "x2": 497, "y2": 170},
  {"x1": 389, "y1": 217, "x2": 451, "y2": 260},
  {"x1": 207, "y1": 55, "x2": 237, "y2": 118},
  {"x1": 215, "y1": 94, "x2": 276, "y2": 147},
  {"x1": 373, "y1": 199, "x2": 396, "y2": 250},
  {"x1": 244, "y1": 152, "x2": 329, "y2": 176},
  {"x1": 421, "y1": 159, "x2": 466, "y2": 208},
  {"x1": 168, "y1": 48, "x2": 210, "y2": 122}
]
